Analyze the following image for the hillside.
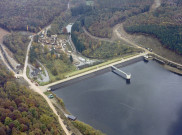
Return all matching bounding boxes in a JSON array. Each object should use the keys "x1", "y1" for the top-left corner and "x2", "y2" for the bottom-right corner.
[
  {"x1": 0, "y1": 0, "x2": 68, "y2": 32},
  {"x1": 94, "y1": 0, "x2": 153, "y2": 8},
  {"x1": 0, "y1": 64, "x2": 65, "y2": 135},
  {"x1": 71, "y1": 0, "x2": 153, "y2": 38},
  {"x1": 123, "y1": 0, "x2": 182, "y2": 54},
  {"x1": 71, "y1": 20, "x2": 141, "y2": 59},
  {"x1": 3, "y1": 33, "x2": 30, "y2": 66}
]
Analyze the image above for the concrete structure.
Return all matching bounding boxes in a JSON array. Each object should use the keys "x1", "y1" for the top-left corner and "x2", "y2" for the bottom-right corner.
[
  {"x1": 66, "y1": 24, "x2": 73, "y2": 34},
  {"x1": 111, "y1": 65, "x2": 131, "y2": 81}
]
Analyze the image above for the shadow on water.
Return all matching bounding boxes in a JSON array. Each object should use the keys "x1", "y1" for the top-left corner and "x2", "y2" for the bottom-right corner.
[{"x1": 168, "y1": 106, "x2": 182, "y2": 135}]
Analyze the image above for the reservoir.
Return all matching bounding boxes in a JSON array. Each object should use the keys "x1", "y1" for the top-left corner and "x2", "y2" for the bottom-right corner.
[{"x1": 53, "y1": 60, "x2": 182, "y2": 135}]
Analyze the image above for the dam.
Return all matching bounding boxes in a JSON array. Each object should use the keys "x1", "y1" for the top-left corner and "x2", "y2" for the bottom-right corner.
[
  {"x1": 48, "y1": 55, "x2": 143, "y2": 91},
  {"x1": 53, "y1": 60, "x2": 182, "y2": 135}
]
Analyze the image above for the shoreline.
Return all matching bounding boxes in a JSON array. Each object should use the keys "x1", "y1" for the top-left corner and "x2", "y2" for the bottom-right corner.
[
  {"x1": 50, "y1": 56, "x2": 143, "y2": 91},
  {"x1": 150, "y1": 53, "x2": 182, "y2": 75},
  {"x1": 163, "y1": 65, "x2": 182, "y2": 76},
  {"x1": 50, "y1": 53, "x2": 182, "y2": 91}
]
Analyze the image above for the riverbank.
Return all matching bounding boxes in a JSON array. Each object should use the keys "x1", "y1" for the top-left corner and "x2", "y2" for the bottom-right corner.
[{"x1": 163, "y1": 65, "x2": 182, "y2": 75}]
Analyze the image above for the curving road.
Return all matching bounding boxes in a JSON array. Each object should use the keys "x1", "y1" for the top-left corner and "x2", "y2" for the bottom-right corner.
[
  {"x1": 82, "y1": 27, "x2": 113, "y2": 42},
  {"x1": 16, "y1": 36, "x2": 72, "y2": 135}
]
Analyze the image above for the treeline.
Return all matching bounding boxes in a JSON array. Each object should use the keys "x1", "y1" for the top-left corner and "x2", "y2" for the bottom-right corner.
[
  {"x1": 71, "y1": 21, "x2": 140, "y2": 59},
  {"x1": 3, "y1": 32, "x2": 30, "y2": 65},
  {"x1": 124, "y1": 0, "x2": 182, "y2": 54},
  {"x1": 0, "y1": 65, "x2": 64, "y2": 135},
  {"x1": 71, "y1": 21, "x2": 85, "y2": 52},
  {"x1": 124, "y1": 24, "x2": 182, "y2": 54},
  {"x1": 0, "y1": 0, "x2": 68, "y2": 32}
]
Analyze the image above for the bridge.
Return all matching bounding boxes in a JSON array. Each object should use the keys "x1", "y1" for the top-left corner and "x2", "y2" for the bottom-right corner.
[{"x1": 111, "y1": 66, "x2": 131, "y2": 81}]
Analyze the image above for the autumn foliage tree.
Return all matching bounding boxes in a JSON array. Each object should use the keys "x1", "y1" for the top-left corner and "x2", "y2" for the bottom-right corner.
[{"x1": 0, "y1": 65, "x2": 65, "y2": 134}]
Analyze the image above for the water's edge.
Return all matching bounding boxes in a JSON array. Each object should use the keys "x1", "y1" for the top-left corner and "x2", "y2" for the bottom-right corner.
[{"x1": 50, "y1": 56, "x2": 143, "y2": 90}]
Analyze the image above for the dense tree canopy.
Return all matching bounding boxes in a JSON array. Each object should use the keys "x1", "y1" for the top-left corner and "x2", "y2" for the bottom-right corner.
[
  {"x1": 124, "y1": 0, "x2": 182, "y2": 54},
  {"x1": 0, "y1": 0, "x2": 68, "y2": 32},
  {"x1": 71, "y1": 21, "x2": 141, "y2": 59},
  {"x1": 3, "y1": 33, "x2": 30, "y2": 65},
  {"x1": 94, "y1": 0, "x2": 153, "y2": 8},
  {"x1": 69, "y1": 0, "x2": 153, "y2": 38},
  {"x1": 0, "y1": 65, "x2": 65, "y2": 134}
]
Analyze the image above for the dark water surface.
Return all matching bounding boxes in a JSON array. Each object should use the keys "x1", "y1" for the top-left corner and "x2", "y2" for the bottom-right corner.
[{"x1": 53, "y1": 61, "x2": 182, "y2": 135}]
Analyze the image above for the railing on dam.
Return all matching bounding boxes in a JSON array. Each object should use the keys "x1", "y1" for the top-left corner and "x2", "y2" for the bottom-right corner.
[{"x1": 111, "y1": 66, "x2": 131, "y2": 80}]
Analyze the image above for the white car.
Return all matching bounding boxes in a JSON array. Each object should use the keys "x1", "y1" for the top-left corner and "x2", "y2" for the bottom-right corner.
[{"x1": 47, "y1": 87, "x2": 51, "y2": 91}]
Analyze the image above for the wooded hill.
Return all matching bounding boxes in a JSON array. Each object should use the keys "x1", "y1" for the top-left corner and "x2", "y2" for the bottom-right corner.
[
  {"x1": 0, "y1": 0, "x2": 68, "y2": 32},
  {"x1": 0, "y1": 64, "x2": 65, "y2": 135},
  {"x1": 3, "y1": 33, "x2": 30, "y2": 66},
  {"x1": 71, "y1": 20, "x2": 141, "y2": 59},
  {"x1": 124, "y1": 0, "x2": 182, "y2": 54},
  {"x1": 70, "y1": 0, "x2": 153, "y2": 38},
  {"x1": 94, "y1": 0, "x2": 153, "y2": 8}
]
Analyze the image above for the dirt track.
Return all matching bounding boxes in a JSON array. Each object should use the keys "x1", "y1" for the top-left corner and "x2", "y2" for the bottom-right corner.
[{"x1": 83, "y1": 27, "x2": 113, "y2": 42}]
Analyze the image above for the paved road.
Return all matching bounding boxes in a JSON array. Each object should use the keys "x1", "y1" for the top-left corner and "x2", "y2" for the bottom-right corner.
[
  {"x1": 23, "y1": 36, "x2": 33, "y2": 76},
  {"x1": 36, "y1": 60, "x2": 50, "y2": 82},
  {"x1": 20, "y1": 36, "x2": 71, "y2": 135},
  {"x1": 0, "y1": 1, "x2": 72, "y2": 134}
]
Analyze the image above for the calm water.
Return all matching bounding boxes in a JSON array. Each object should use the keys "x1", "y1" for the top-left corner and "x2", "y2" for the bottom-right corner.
[{"x1": 53, "y1": 61, "x2": 182, "y2": 135}]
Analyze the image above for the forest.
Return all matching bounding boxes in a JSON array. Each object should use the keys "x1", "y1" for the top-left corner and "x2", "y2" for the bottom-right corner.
[
  {"x1": 0, "y1": 64, "x2": 64, "y2": 135},
  {"x1": 71, "y1": 21, "x2": 141, "y2": 59},
  {"x1": 72, "y1": 121, "x2": 105, "y2": 135},
  {"x1": 47, "y1": 12, "x2": 72, "y2": 36},
  {"x1": 69, "y1": 0, "x2": 153, "y2": 38},
  {"x1": 0, "y1": 0, "x2": 68, "y2": 32},
  {"x1": 3, "y1": 33, "x2": 30, "y2": 66},
  {"x1": 93, "y1": 0, "x2": 153, "y2": 8},
  {"x1": 123, "y1": 0, "x2": 182, "y2": 54}
]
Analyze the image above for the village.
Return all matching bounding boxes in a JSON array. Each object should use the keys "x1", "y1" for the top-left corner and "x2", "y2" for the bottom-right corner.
[
  {"x1": 28, "y1": 24, "x2": 97, "y2": 84},
  {"x1": 0, "y1": 23, "x2": 98, "y2": 84}
]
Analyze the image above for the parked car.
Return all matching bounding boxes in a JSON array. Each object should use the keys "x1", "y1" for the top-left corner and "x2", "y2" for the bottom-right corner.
[
  {"x1": 48, "y1": 94, "x2": 54, "y2": 99},
  {"x1": 47, "y1": 87, "x2": 51, "y2": 91}
]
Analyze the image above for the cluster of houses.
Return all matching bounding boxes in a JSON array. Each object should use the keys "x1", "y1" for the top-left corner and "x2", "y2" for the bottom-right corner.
[
  {"x1": 36, "y1": 25, "x2": 96, "y2": 69},
  {"x1": 38, "y1": 29, "x2": 71, "y2": 54},
  {"x1": 39, "y1": 33, "x2": 58, "y2": 46}
]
